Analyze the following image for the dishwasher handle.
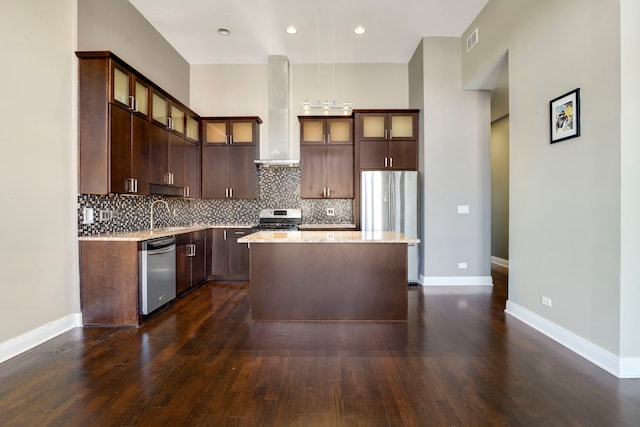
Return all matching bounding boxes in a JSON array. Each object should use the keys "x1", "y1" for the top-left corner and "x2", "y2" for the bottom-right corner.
[{"x1": 146, "y1": 244, "x2": 176, "y2": 255}]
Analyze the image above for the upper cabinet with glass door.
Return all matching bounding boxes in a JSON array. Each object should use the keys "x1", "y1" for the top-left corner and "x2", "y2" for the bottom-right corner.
[
  {"x1": 355, "y1": 109, "x2": 419, "y2": 171},
  {"x1": 111, "y1": 62, "x2": 150, "y2": 119},
  {"x1": 185, "y1": 113, "x2": 199, "y2": 143},
  {"x1": 203, "y1": 118, "x2": 260, "y2": 145},
  {"x1": 170, "y1": 103, "x2": 185, "y2": 135},
  {"x1": 151, "y1": 90, "x2": 170, "y2": 129},
  {"x1": 360, "y1": 111, "x2": 417, "y2": 141},
  {"x1": 300, "y1": 117, "x2": 352, "y2": 145}
]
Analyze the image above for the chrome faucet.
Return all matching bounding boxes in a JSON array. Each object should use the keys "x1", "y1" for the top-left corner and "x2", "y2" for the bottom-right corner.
[{"x1": 150, "y1": 200, "x2": 171, "y2": 229}]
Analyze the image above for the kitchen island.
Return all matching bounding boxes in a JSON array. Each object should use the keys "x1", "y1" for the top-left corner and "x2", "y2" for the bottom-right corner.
[{"x1": 238, "y1": 231, "x2": 420, "y2": 322}]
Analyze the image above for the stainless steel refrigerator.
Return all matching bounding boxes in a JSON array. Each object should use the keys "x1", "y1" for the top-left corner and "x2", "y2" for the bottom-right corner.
[{"x1": 361, "y1": 171, "x2": 419, "y2": 282}]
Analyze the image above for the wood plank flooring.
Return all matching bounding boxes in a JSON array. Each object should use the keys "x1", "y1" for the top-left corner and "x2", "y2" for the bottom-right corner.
[{"x1": 1, "y1": 269, "x2": 640, "y2": 426}]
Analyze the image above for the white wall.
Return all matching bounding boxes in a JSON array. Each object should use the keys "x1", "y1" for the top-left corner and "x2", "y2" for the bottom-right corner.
[
  {"x1": 419, "y1": 38, "x2": 492, "y2": 281},
  {"x1": 78, "y1": 0, "x2": 190, "y2": 104},
  {"x1": 462, "y1": 0, "x2": 623, "y2": 355},
  {"x1": 191, "y1": 62, "x2": 408, "y2": 160},
  {"x1": 0, "y1": 0, "x2": 79, "y2": 344},
  {"x1": 619, "y1": 0, "x2": 640, "y2": 361}
]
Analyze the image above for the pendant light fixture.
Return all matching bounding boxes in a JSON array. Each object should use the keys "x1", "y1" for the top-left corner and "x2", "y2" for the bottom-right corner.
[{"x1": 301, "y1": 3, "x2": 352, "y2": 116}]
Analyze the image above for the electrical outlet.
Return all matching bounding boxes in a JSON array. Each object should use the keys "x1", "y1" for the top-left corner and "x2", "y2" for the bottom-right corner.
[
  {"x1": 458, "y1": 262, "x2": 468, "y2": 269},
  {"x1": 326, "y1": 208, "x2": 335, "y2": 216},
  {"x1": 457, "y1": 205, "x2": 470, "y2": 214},
  {"x1": 82, "y1": 208, "x2": 94, "y2": 224},
  {"x1": 541, "y1": 296, "x2": 552, "y2": 307},
  {"x1": 99, "y1": 210, "x2": 111, "y2": 222}
]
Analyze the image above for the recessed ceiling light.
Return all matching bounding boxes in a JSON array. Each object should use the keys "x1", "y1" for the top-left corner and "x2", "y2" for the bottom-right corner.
[
  {"x1": 286, "y1": 26, "x2": 297, "y2": 35},
  {"x1": 354, "y1": 26, "x2": 365, "y2": 35},
  {"x1": 217, "y1": 28, "x2": 231, "y2": 36}
]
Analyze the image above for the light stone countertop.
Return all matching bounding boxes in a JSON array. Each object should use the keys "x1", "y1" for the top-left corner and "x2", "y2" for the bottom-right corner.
[
  {"x1": 298, "y1": 223, "x2": 357, "y2": 230},
  {"x1": 237, "y1": 230, "x2": 420, "y2": 244},
  {"x1": 78, "y1": 224, "x2": 255, "y2": 241}
]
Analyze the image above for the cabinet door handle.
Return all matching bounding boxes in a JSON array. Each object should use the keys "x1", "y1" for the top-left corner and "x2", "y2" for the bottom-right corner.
[
  {"x1": 229, "y1": 188, "x2": 233, "y2": 198},
  {"x1": 323, "y1": 188, "x2": 326, "y2": 197},
  {"x1": 167, "y1": 117, "x2": 173, "y2": 130},
  {"x1": 184, "y1": 186, "x2": 190, "y2": 197},
  {"x1": 128, "y1": 96, "x2": 135, "y2": 111},
  {"x1": 223, "y1": 230, "x2": 227, "y2": 240},
  {"x1": 133, "y1": 178, "x2": 138, "y2": 193},
  {"x1": 229, "y1": 135, "x2": 233, "y2": 145},
  {"x1": 327, "y1": 187, "x2": 331, "y2": 197},
  {"x1": 384, "y1": 157, "x2": 388, "y2": 168},
  {"x1": 390, "y1": 157, "x2": 393, "y2": 168}
]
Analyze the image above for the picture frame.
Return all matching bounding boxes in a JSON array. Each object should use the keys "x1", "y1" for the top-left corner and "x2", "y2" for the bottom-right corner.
[{"x1": 550, "y1": 88, "x2": 580, "y2": 143}]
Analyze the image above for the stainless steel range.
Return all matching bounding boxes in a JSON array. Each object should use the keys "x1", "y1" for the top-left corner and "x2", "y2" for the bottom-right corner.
[{"x1": 253, "y1": 208, "x2": 302, "y2": 231}]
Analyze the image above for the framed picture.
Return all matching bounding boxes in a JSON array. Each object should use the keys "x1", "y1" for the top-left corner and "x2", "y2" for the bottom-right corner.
[{"x1": 550, "y1": 88, "x2": 580, "y2": 143}]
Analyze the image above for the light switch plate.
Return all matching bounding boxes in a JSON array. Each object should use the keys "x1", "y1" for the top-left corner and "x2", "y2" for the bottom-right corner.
[
  {"x1": 457, "y1": 205, "x2": 470, "y2": 214},
  {"x1": 326, "y1": 208, "x2": 335, "y2": 216},
  {"x1": 82, "y1": 208, "x2": 94, "y2": 224}
]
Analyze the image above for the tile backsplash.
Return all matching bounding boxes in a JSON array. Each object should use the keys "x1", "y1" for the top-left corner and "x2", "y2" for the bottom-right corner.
[{"x1": 78, "y1": 166, "x2": 354, "y2": 235}]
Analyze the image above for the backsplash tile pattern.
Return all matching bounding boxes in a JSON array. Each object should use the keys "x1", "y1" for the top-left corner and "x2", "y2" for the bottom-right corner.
[{"x1": 78, "y1": 166, "x2": 353, "y2": 235}]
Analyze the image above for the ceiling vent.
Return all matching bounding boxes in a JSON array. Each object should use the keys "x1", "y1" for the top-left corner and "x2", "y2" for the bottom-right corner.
[{"x1": 466, "y1": 28, "x2": 479, "y2": 53}]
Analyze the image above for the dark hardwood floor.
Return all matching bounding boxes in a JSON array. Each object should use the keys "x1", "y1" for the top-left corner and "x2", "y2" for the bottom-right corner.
[{"x1": 2, "y1": 268, "x2": 640, "y2": 426}]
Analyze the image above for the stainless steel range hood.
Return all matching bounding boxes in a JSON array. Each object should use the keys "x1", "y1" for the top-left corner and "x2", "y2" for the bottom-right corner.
[{"x1": 255, "y1": 56, "x2": 299, "y2": 167}]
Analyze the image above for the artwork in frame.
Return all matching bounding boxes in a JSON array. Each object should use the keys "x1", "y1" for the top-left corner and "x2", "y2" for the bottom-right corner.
[{"x1": 550, "y1": 88, "x2": 580, "y2": 143}]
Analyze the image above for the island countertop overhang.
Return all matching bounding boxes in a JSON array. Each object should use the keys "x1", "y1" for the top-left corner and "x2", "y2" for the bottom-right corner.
[{"x1": 237, "y1": 230, "x2": 420, "y2": 244}]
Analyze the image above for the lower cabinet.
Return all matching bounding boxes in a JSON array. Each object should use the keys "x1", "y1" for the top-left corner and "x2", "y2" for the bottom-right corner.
[
  {"x1": 208, "y1": 228, "x2": 250, "y2": 280},
  {"x1": 80, "y1": 240, "x2": 142, "y2": 326},
  {"x1": 176, "y1": 230, "x2": 207, "y2": 295}
]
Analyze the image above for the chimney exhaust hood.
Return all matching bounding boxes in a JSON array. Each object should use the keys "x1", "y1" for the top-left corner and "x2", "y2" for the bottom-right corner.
[{"x1": 255, "y1": 56, "x2": 299, "y2": 167}]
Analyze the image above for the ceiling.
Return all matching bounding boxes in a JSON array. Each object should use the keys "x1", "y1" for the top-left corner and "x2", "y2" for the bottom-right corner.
[{"x1": 128, "y1": 0, "x2": 489, "y2": 65}]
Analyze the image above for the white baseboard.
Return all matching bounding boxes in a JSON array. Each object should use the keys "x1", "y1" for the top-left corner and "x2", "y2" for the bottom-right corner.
[
  {"x1": 619, "y1": 358, "x2": 640, "y2": 378},
  {"x1": 0, "y1": 313, "x2": 82, "y2": 364},
  {"x1": 422, "y1": 275, "x2": 493, "y2": 286},
  {"x1": 505, "y1": 300, "x2": 638, "y2": 378},
  {"x1": 491, "y1": 256, "x2": 509, "y2": 268}
]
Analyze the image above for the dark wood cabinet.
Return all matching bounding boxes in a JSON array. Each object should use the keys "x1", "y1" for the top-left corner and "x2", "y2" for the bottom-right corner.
[
  {"x1": 299, "y1": 116, "x2": 354, "y2": 199},
  {"x1": 77, "y1": 51, "x2": 199, "y2": 197},
  {"x1": 201, "y1": 117, "x2": 261, "y2": 199},
  {"x1": 207, "y1": 228, "x2": 251, "y2": 281},
  {"x1": 109, "y1": 104, "x2": 150, "y2": 194},
  {"x1": 80, "y1": 240, "x2": 141, "y2": 326},
  {"x1": 77, "y1": 53, "x2": 152, "y2": 195},
  {"x1": 355, "y1": 110, "x2": 418, "y2": 171},
  {"x1": 176, "y1": 230, "x2": 207, "y2": 295},
  {"x1": 185, "y1": 140, "x2": 200, "y2": 198},
  {"x1": 149, "y1": 123, "x2": 195, "y2": 197},
  {"x1": 354, "y1": 109, "x2": 420, "y2": 229}
]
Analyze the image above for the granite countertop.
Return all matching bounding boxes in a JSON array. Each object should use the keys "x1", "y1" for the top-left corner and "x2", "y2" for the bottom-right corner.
[
  {"x1": 78, "y1": 224, "x2": 255, "y2": 241},
  {"x1": 237, "y1": 230, "x2": 420, "y2": 244},
  {"x1": 298, "y1": 223, "x2": 357, "y2": 230}
]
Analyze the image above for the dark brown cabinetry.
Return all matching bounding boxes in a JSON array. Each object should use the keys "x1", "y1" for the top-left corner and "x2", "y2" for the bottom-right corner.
[
  {"x1": 299, "y1": 116, "x2": 354, "y2": 199},
  {"x1": 208, "y1": 228, "x2": 251, "y2": 281},
  {"x1": 80, "y1": 240, "x2": 141, "y2": 326},
  {"x1": 77, "y1": 51, "x2": 200, "y2": 198},
  {"x1": 355, "y1": 110, "x2": 419, "y2": 171},
  {"x1": 176, "y1": 230, "x2": 207, "y2": 295},
  {"x1": 201, "y1": 117, "x2": 261, "y2": 199},
  {"x1": 77, "y1": 53, "x2": 153, "y2": 195}
]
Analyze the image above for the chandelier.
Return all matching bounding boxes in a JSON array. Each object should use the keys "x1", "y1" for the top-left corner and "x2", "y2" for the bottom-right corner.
[{"x1": 301, "y1": 7, "x2": 353, "y2": 116}]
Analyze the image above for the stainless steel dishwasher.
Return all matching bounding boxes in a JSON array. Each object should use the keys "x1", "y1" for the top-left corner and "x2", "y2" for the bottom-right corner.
[{"x1": 140, "y1": 237, "x2": 176, "y2": 315}]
